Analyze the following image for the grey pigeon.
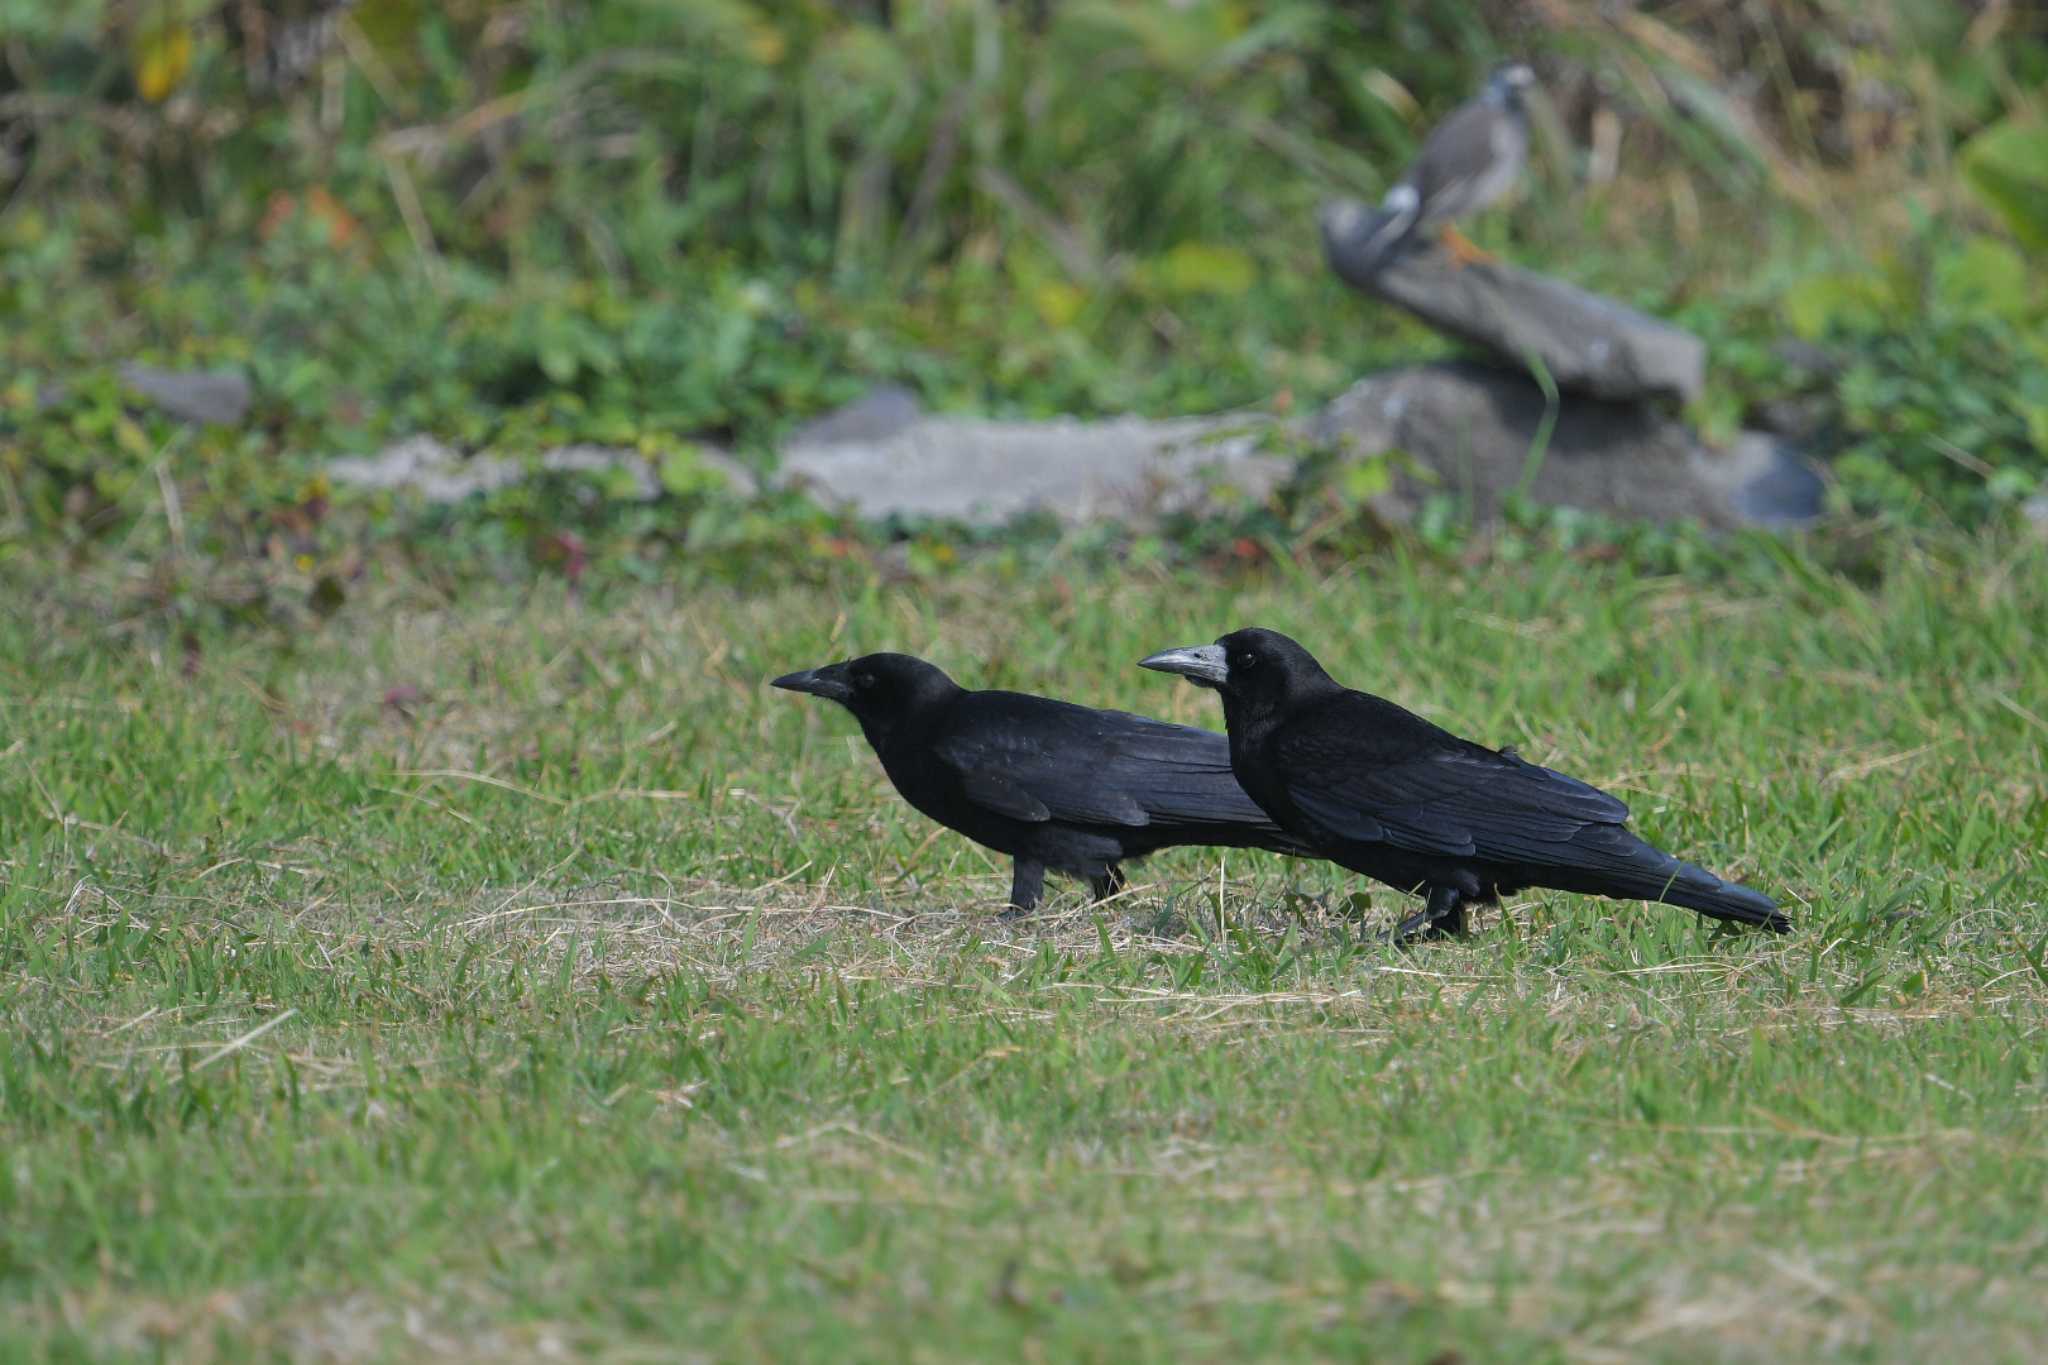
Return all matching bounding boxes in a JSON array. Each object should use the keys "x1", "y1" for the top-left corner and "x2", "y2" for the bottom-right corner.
[{"x1": 1354, "y1": 63, "x2": 1535, "y2": 270}]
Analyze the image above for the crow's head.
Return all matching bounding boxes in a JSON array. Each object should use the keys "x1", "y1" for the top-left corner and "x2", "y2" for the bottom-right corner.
[
  {"x1": 1138, "y1": 627, "x2": 1338, "y2": 722},
  {"x1": 772, "y1": 652, "x2": 960, "y2": 741}
]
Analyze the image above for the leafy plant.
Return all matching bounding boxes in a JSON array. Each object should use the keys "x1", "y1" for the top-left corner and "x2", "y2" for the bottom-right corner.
[
  {"x1": 1777, "y1": 222, "x2": 2047, "y2": 521},
  {"x1": 4, "y1": 0, "x2": 2044, "y2": 573},
  {"x1": 1962, "y1": 114, "x2": 2048, "y2": 251}
]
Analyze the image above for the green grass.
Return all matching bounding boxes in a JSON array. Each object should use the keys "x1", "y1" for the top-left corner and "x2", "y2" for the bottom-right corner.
[{"x1": 3, "y1": 533, "x2": 2046, "y2": 1359}]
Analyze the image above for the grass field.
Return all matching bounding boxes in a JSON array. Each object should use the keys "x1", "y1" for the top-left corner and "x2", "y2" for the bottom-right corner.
[{"x1": 3, "y1": 533, "x2": 2046, "y2": 1360}]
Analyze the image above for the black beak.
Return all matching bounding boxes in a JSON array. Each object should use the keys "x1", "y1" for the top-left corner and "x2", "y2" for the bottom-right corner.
[
  {"x1": 771, "y1": 664, "x2": 854, "y2": 703},
  {"x1": 1138, "y1": 643, "x2": 1230, "y2": 688}
]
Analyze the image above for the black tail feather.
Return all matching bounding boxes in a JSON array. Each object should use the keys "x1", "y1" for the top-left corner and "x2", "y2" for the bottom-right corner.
[
  {"x1": 1654, "y1": 867, "x2": 1789, "y2": 932},
  {"x1": 1537, "y1": 827, "x2": 1789, "y2": 932}
]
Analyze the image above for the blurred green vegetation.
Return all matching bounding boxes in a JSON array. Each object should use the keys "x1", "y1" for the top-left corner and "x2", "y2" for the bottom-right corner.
[{"x1": 1, "y1": 0, "x2": 2045, "y2": 584}]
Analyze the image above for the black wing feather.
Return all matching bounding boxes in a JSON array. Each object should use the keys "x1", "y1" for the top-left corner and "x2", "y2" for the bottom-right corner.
[
  {"x1": 955, "y1": 770, "x2": 1052, "y2": 823},
  {"x1": 934, "y1": 693, "x2": 1271, "y2": 831},
  {"x1": 1275, "y1": 698, "x2": 1631, "y2": 867}
]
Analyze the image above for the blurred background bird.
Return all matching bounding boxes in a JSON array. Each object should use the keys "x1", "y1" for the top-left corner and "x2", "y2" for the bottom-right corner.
[{"x1": 1351, "y1": 61, "x2": 1535, "y2": 271}]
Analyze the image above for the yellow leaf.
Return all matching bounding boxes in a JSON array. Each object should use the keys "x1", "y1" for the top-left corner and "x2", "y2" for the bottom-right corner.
[
  {"x1": 0, "y1": 207, "x2": 45, "y2": 248},
  {"x1": 1152, "y1": 243, "x2": 1258, "y2": 297},
  {"x1": 1782, "y1": 270, "x2": 1892, "y2": 340},
  {"x1": 1361, "y1": 69, "x2": 1420, "y2": 120},
  {"x1": 1032, "y1": 281, "x2": 1085, "y2": 329},
  {"x1": 136, "y1": 27, "x2": 193, "y2": 104},
  {"x1": 745, "y1": 23, "x2": 787, "y2": 65},
  {"x1": 114, "y1": 415, "x2": 154, "y2": 460}
]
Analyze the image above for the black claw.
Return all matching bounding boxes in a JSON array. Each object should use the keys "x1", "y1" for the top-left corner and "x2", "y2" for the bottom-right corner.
[{"x1": 1383, "y1": 886, "x2": 1468, "y2": 944}]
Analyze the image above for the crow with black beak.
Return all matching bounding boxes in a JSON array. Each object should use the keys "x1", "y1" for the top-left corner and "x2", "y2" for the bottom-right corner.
[{"x1": 773, "y1": 653, "x2": 1308, "y2": 914}]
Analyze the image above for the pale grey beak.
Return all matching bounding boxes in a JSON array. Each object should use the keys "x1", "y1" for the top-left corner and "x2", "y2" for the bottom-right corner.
[{"x1": 1138, "y1": 643, "x2": 1230, "y2": 688}]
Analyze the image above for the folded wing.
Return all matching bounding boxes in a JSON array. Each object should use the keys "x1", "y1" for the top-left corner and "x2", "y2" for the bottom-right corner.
[
  {"x1": 934, "y1": 694, "x2": 1281, "y2": 833},
  {"x1": 1274, "y1": 698, "x2": 1635, "y2": 870},
  {"x1": 1411, "y1": 98, "x2": 1503, "y2": 218}
]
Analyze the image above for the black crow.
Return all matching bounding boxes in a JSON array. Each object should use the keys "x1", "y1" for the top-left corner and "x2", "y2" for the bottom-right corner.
[
  {"x1": 1139, "y1": 628, "x2": 1787, "y2": 938},
  {"x1": 772, "y1": 653, "x2": 1307, "y2": 914}
]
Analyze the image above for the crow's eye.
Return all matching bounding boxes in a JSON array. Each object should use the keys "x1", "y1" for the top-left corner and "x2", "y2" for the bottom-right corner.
[
  {"x1": 854, "y1": 673, "x2": 875, "y2": 690},
  {"x1": 1235, "y1": 652, "x2": 1257, "y2": 670}
]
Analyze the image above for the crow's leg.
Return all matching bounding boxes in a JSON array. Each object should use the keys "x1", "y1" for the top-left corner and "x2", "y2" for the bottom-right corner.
[
  {"x1": 1388, "y1": 884, "x2": 1467, "y2": 942},
  {"x1": 1420, "y1": 883, "x2": 1468, "y2": 938},
  {"x1": 1388, "y1": 903, "x2": 1435, "y2": 942},
  {"x1": 1088, "y1": 863, "x2": 1127, "y2": 903},
  {"x1": 999, "y1": 859, "x2": 1046, "y2": 921}
]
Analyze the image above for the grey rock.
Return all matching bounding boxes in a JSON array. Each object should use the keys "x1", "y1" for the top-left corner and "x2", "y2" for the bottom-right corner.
[
  {"x1": 323, "y1": 376, "x2": 1822, "y2": 536},
  {"x1": 788, "y1": 385, "x2": 923, "y2": 448},
  {"x1": 1712, "y1": 433, "x2": 1829, "y2": 527},
  {"x1": 326, "y1": 437, "x2": 505, "y2": 503},
  {"x1": 1320, "y1": 199, "x2": 1707, "y2": 406},
  {"x1": 325, "y1": 437, "x2": 756, "y2": 503},
  {"x1": 776, "y1": 413, "x2": 1291, "y2": 526},
  {"x1": 1312, "y1": 361, "x2": 1822, "y2": 529},
  {"x1": 2025, "y1": 494, "x2": 2048, "y2": 536},
  {"x1": 118, "y1": 362, "x2": 253, "y2": 426}
]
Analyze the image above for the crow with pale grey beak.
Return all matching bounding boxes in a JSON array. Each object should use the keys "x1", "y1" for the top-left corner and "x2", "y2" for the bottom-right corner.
[
  {"x1": 772, "y1": 653, "x2": 1308, "y2": 914},
  {"x1": 1139, "y1": 628, "x2": 1786, "y2": 939}
]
